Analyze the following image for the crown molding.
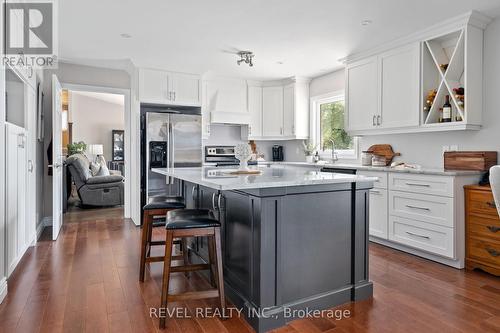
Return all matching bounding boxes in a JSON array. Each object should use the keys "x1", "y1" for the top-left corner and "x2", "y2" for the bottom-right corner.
[{"x1": 340, "y1": 10, "x2": 492, "y2": 64}]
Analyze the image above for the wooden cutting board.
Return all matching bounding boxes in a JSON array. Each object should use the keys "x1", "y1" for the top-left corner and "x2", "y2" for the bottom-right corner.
[{"x1": 367, "y1": 144, "x2": 401, "y2": 166}]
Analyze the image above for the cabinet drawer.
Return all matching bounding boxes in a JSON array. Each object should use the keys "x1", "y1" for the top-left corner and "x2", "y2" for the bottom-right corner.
[
  {"x1": 389, "y1": 216, "x2": 454, "y2": 258},
  {"x1": 467, "y1": 214, "x2": 500, "y2": 243},
  {"x1": 389, "y1": 173, "x2": 453, "y2": 197},
  {"x1": 389, "y1": 191, "x2": 453, "y2": 227},
  {"x1": 358, "y1": 171, "x2": 387, "y2": 189},
  {"x1": 468, "y1": 190, "x2": 499, "y2": 218},
  {"x1": 468, "y1": 237, "x2": 500, "y2": 267}
]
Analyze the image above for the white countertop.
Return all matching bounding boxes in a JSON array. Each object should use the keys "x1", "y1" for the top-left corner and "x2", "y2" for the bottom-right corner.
[
  {"x1": 153, "y1": 165, "x2": 377, "y2": 191},
  {"x1": 258, "y1": 161, "x2": 483, "y2": 176}
]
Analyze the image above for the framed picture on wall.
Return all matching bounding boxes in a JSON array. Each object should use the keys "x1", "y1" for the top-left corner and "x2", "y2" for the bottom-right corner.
[{"x1": 112, "y1": 130, "x2": 124, "y2": 161}]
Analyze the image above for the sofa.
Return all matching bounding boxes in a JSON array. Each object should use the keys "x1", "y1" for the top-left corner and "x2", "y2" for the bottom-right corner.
[{"x1": 66, "y1": 153, "x2": 124, "y2": 207}]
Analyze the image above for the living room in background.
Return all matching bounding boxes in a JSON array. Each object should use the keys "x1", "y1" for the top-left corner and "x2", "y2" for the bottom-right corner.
[{"x1": 61, "y1": 85, "x2": 127, "y2": 217}]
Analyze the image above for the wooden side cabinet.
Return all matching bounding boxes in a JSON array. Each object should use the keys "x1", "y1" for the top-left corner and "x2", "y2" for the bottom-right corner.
[{"x1": 464, "y1": 185, "x2": 500, "y2": 276}]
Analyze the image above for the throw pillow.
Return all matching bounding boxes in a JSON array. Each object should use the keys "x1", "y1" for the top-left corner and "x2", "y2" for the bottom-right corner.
[
  {"x1": 96, "y1": 163, "x2": 111, "y2": 176},
  {"x1": 90, "y1": 162, "x2": 101, "y2": 176}
]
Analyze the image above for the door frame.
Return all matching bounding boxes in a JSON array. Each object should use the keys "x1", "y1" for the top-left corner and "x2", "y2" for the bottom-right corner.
[{"x1": 61, "y1": 83, "x2": 132, "y2": 219}]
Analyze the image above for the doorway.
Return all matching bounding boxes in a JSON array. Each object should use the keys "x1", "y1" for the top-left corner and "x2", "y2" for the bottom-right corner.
[{"x1": 59, "y1": 84, "x2": 131, "y2": 223}]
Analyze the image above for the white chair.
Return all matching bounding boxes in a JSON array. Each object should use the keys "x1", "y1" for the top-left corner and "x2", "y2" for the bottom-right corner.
[{"x1": 489, "y1": 165, "x2": 500, "y2": 217}]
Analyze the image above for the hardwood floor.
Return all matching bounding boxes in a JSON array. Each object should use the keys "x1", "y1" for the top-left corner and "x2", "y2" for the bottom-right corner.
[{"x1": 1, "y1": 214, "x2": 499, "y2": 333}]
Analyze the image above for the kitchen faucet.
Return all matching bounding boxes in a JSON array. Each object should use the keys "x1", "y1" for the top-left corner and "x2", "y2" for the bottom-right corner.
[{"x1": 329, "y1": 138, "x2": 338, "y2": 163}]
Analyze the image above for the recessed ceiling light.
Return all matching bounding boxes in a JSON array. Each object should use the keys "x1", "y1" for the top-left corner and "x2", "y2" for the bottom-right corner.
[
  {"x1": 276, "y1": 61, "x2": 284, "y2": 65},
  {"x1": 120, "y1": 33, "x2": 132, "y2": 39},
  {"x1": 361, "y1": 20, "x2": 372, "y2": 26}
]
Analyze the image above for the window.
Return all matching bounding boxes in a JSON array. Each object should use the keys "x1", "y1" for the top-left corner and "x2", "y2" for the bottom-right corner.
[{"x1": 311, "y1": 92, "x2": 357, "y2": 159}]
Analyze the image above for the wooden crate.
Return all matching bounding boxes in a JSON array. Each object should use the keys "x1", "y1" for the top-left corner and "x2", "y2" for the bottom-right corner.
[{"x1": 444, "y1": 151, "x2": 497, "y2": 171}]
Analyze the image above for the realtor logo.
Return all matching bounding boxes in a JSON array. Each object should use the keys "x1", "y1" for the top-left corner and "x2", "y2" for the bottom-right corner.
[{"x1": 3, "y1": 0, "x2": 57, "y2": 68}]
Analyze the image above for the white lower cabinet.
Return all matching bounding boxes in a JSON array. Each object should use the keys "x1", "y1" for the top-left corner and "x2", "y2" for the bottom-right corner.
[
  {"x1": 369, "y1": 188, "x2": 388, "y2": 239},
  {"x1": 5, "y1": 123, "x2": 27, "y2": 276},
  {"x1": 388, "y1": 215, "x2": 454, "y2": 258},
  {"x1": 362, "y1": 170, "x2": 480, "y2": 268}
]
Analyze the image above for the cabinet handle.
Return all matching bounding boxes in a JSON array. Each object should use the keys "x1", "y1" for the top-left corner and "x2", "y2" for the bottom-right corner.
[
  {"x1": 206, "y1": 124, "x2": 210, "y2": 134},
  {"x1": 486, "y1": 201, "x2": 497, "y2": 209},
  {"x1": 173, "y1": 91, "x2": 176, "y2": 101},
  {"x1": 248, "y1": 126, "x2": 252, "y2": 135},
  {"x1": 486, "y1": 247, "x2": 500, "y2": 257},
  {"x1": 487, "y1": 225, "x2": 500, "y2": 233},
  {"x1": 28, "y1": 160, "x2": 34, "y2": 173},
  {"x1": 191, "y1": 186, "x2": 196, "y2": 203},
  {"x1": 372, "y1": 115, "x2": 376, "y2": 126},
  {"x1": 405, "y1": 182, "x2": 430, "y2": 187},
  {"x1": 377, "y1": 115, "x2": 381, "y2": 126},
  {"x1": 405, "y1": 204, "x2": 431, "y2": 211},
  {"x1": 405, "y1": 231, "x2": 430, "y2": 239},
  {"x1": 370, "y1": 189, "x2": 381, "y2": 194},
  {"x1": 212, "y1": 193, "x2": 217, "y2": 211},
  {"x1": 280, "y1": 127, "x2": 283, "y2": 135},
  {"x1": 292, "y1": 125, "x2": 295, "y2": 134},
  {"x1": 217, "y1": 194, "x2": 223, "y2": 211}
]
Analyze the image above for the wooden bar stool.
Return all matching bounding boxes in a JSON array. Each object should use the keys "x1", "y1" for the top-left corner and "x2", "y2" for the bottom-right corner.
[
  {"x1": 159, "y1": 209, "x2": 225, "y2": 329},
  {"x1": 139, "y1": 196, "x2": 186, "y2": 282}
]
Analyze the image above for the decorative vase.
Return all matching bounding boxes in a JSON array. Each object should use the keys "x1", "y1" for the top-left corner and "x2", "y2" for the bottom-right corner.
[
  {"x1": 306, "y1": 155, "x2": 314, "y2": 163},
  {"x1": 235, "y1": 143, "x2": 252, "y2": 171}
]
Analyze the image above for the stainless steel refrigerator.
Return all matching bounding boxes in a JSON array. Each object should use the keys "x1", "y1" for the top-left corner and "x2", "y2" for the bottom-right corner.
[{"x1": 140, "y1": 104, "x2": 202, "y2": 216}]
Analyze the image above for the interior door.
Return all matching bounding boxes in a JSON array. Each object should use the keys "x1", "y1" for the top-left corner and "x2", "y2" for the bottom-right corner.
[{"x1": 51, "y1": 75, "x2": 63, "y2": 240}]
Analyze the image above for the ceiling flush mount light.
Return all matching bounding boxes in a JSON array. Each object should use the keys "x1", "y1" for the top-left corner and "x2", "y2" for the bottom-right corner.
[
  {"x1": 361, "y1": 20, "x2": 372, "y2": 26},
  {"x1": 120, "y1": 33, "x2": 132, "y2": 38},
  {"x1": 237, "y1": 51, "x2": 254, "y2": 67}
]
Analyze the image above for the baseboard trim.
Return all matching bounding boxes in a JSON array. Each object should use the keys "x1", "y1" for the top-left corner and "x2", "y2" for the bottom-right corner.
[
  {"x1": 0, "y1": 278, "x2": 7, "y2": 304},
  {"x1": 36, "y1": 216, "x2": 53, "y2": 240},
  {"x1": 369, "y1": 237, "x2": 464, "y2": 269}
]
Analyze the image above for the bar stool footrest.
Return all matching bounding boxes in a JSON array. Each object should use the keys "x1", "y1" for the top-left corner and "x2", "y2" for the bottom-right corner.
[
  {"x1": 171, "y1": 263, "x2": 210, "y2": 273},
  {"x1": 167, "y1": 289, "x2": 219, "y2": 302}
]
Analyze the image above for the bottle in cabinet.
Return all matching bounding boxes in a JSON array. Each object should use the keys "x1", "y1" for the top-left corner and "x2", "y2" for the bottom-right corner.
[{"x1": 442, "y1": 95, "x2": 452, "y2": 123}]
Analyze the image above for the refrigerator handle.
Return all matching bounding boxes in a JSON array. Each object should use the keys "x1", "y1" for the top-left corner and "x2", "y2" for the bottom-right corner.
[{"x1": 166, "y1": 121, "x2": 173, "y2": 185}]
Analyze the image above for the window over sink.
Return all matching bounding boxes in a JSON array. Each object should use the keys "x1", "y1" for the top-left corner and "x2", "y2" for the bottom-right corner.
[{"x1": 311, "y1": 91, "x2": 358, "y2": 160}]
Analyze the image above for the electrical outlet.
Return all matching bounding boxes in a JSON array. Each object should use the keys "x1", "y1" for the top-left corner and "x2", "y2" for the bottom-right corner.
[
  {"x1": 442, "y1": 145, "x2": 450, "y2": 153},
  {"x1": 450, "y1": 145, "x2": 458, "y2": 151}
]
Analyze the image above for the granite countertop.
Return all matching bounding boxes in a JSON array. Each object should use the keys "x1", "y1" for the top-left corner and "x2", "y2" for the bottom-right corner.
[
  {"x1": 259, "y1": 161, "x2": 484, "y2": 176},
  {"x1": 152, "y1": 165, "x2": 377, "y2": 191}
]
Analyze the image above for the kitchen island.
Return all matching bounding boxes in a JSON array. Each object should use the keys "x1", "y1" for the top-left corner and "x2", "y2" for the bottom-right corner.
[{"x1": 153, "y1": 165, "x2": 376, "y2": 332}]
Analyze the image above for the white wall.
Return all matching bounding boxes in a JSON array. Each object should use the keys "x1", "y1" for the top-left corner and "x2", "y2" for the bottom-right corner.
[
  {"x1": 71, "y1": 92, "x2": 124, "y2": 162},
  {"x1": 306, "y1": 17, "x2": 500, "y2": 169}
]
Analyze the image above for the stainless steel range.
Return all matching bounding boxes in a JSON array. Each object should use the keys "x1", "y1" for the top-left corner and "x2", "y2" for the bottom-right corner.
[{"x1": 204, "y1": 145, "x2": 257, "y2": 167}]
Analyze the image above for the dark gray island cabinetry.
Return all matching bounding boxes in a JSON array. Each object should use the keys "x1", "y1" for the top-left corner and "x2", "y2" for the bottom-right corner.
[{"x1": 155, "y1": 166, "x2": 376, "y2": 332}]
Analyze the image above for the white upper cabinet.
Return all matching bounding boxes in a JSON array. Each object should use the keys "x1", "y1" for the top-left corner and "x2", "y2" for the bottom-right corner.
[
  {"x1": 242, "y1": 78, "x2": 310, "y2": 140},
  {"x1": 139, "y1": 69, "x2": 168, "y2": 104},
  {"x1": 247, "y1": 85, "x2": 263, "y2": 138},
  {"x1": 262, "y1": 86, "x2": 284, "y2": 136},
  {"x1": 169, "y1": 72, "x2": 201, "y2": 106},
  {"x1": 344, "y1": 11, "x2": 489, "y2": 135},
  {"x1": 346, "y1": 57, "x2": 378, "y2": 131},
  {"x1": 379, "y1": 43, "x2": 420, "y2": 129},
  {"x1": 283, "y1": 84, "x2": 295, "y2": 136},
  {"x1": 139, "y1": 68, "x2": 201, "y2": 106}
]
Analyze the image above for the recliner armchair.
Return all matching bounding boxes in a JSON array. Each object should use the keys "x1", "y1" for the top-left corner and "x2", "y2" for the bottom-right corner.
[{"x1": 66, "y1": 153, "x2": 124, "y2": 207}]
